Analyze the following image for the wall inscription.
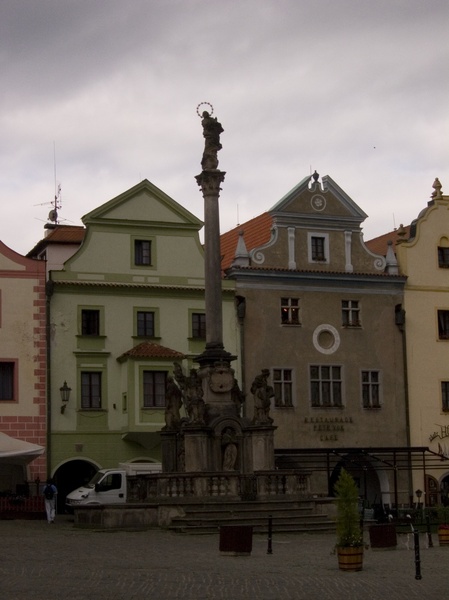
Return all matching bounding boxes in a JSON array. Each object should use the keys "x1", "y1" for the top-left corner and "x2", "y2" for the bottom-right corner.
[{"x1": 304, "y1": 416, "x2": 354, "y2": 442}]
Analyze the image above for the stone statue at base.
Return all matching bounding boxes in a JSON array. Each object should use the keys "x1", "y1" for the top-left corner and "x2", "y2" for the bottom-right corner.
[
  {"x1": 251, "y1": 369, "x2": 275, "y2": 425},
  {"x1": 222, "y1": 428, "x2": 238, "y2": 471},
  {"x1": 163, "y1": 376, "x2": 183, "y2": 431},
  {"x1": 173, "y1": 363, "x2": 206, "y2": 426}
]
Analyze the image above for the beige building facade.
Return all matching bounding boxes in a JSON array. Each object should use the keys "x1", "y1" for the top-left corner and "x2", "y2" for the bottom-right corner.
[{"x1": 224, "y1": 172, "x2": 410, "y2": 508}]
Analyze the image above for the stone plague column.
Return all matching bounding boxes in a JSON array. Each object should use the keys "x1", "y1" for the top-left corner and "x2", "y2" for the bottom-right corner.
[
  {"x1": 162, "y1": 105, "x2": 276, "y2": 476},
  {"x1": 195, "y1": 107, "x2": 234, "y2": 367}
]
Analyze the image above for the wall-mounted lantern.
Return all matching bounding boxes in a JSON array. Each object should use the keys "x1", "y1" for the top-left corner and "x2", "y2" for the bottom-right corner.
[{"x1": 60, "y1": 381, "x2": 72, "y2": 414}]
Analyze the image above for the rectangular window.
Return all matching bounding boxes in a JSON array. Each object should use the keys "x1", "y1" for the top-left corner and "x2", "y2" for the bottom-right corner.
[
  {"x1": 362, "y1": 370, "x2": 380, "y2": 408},
  {"x1": 81, "y1": 372, "x2": 102, "y2": 409},
  {"x1": 281, "y1": 298, "x2": 300, "y2": 325},
  {"x1": 137, "y1": 311, "x2": 155, "y2": 337},
  {"x1": 442, "y1": 382, "x2": 449, "y2": 411},
  {"x1": 311, "y1": 236, "x2": 326, "y2": 261},
  {"x1": 81, "y1": 309, "x2": 100, "y2": 336},
  {"x1": 273, "y1": 368, "x2": 293, "y2": 407},
  {"x1": 438, "y1": 247, "x2": 449, "y2": 268},
  {"x1": 342, "y1": 300, "x2": 361, "y2": 327},
  {"x1": 310, "y1": 365, "x2": 342, "y2": 407},
  {"x1": 143, "y1": 371, "x2": 166, "y2": 408},
  {"x1": 192, "y1": 313, "x2": 206, "y2": 339},
  {"x1": 135, "y1": 240, "x2": 152, "y2": 266},
  {"x1": 438, "y1": 310, "x2": 449, "y2": 339},
  {"x1": 0, "y1": 362, "x2": 14, "y2": 400}
]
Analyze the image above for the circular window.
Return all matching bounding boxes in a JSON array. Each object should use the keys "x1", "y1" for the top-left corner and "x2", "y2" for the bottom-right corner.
[{"x1": 313, "y1": 324, "x2": 340, "y2": 354}]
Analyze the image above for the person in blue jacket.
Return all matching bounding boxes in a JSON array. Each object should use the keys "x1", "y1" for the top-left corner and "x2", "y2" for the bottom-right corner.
[{"x1": 43, "y1": 478, "x2": 57, "y2": 523}]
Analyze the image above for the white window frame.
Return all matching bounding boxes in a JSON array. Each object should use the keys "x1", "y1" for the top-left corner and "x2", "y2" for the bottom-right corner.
[
  {"x1": 272, "y1": 367, "x2": 294, "y2": 408},
  {"x1": 280, "y1": 298, "x2": 300, "y2": 326},
  {"x1": 342, "y1": 300, "x2": 361, "y2": 327},
  {"x1": 309, "y1": 364, "x2": 343, "y2": 408},
  {"x1": 361, "y1": 369, "x2": 382, "y2": 409},
  {"x1": 307, "y1": 232, "x2": 330, "y2": 264}
]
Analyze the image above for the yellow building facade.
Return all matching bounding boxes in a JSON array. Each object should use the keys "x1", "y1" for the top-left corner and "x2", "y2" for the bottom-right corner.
[{"x1": 396, "y1": 178, "x2": 449, "y2": 506}]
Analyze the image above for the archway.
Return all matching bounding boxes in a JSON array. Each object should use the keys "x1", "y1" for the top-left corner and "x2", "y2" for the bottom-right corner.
[
  {"x1": 329, "y1": 454, "x2": 383, "y2": 510},
  {"x1": 53, "y1": 459, "x2": 98, "y2": 514},
  {"x1": 440, "y1": 473, "x2": 449, "y2": 506}
]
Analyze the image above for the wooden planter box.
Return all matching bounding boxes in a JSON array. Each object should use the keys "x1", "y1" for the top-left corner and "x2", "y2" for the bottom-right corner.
[
  {"x1": 337, "y1": 546, "x2": 363, "y2": 571},
  {"x1": 438, "y1": 525, "x2": 449, "y2": 546}
]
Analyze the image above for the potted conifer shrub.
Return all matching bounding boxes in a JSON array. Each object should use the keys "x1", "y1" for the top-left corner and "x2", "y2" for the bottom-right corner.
[
  {"x1": 437, "y1": 505, "x2": 449, "y2": 546},
  {"x1": 334, "y1": 468, "x2": 364, "y2": 571}
]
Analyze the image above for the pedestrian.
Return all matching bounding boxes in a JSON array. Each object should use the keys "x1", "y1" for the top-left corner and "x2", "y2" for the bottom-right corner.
[{"x1": 43, "y1": 478, "x2": 57, "y2": 524}]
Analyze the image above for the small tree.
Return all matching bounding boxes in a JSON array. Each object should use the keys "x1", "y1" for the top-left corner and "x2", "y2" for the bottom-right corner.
[{"x1": 334, "y1": 468, "x2": 363, "y2": 547}]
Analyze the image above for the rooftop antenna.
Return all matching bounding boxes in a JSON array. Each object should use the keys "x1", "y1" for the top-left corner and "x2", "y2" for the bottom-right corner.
[{"x1": 44, "y1": 142, "x2": 62, "y2": 228}]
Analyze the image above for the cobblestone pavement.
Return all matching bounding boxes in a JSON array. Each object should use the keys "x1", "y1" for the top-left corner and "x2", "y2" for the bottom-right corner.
[{"x1": 1, "y1": 516, "x2": 447, "y2": 600}]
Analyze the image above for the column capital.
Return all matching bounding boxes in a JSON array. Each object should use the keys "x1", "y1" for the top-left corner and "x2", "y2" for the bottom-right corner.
[{"x1": 195, "y1": 170, "x2": 226, "y2": 196}]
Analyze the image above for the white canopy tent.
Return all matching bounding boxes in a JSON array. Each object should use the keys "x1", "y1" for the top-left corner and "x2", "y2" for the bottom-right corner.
[
  {"x1": 0, "y1": 432, "x2": 44, "y2": 466},
  {"x1": 0, "y1": 432, "x2": 45, "y2": 493}
]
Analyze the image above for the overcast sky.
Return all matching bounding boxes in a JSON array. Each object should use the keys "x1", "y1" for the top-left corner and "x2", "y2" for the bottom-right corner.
[{"x1": 1, "y1": 0, "x2": 448, "y2": 255}]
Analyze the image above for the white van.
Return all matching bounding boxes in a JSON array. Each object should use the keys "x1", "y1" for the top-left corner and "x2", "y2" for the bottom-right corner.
[{"x1": 66, "y1": 462, "x2": 161, "y2": 507}]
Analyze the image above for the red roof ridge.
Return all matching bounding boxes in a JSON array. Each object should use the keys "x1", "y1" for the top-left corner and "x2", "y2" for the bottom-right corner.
[{"x1": 118, "y1": 341, "x2": 185, "y2": 361}]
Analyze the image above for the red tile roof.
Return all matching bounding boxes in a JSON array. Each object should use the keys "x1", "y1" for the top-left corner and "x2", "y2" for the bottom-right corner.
[
  {"x1": 220, "y1": 212, "x2": 273, "y2": 271},
  {"x1": 27, "y1": 225, "x2": 85, "y2": 257},
  {"x1": 365, "y1": 225, "x2": 411, "y2": 256},
  {"x1": 118, "y1": 342, "x2": 185, "y2": 361},
  {"x1": 43, "y1": 225, "x2": 86, "y2": 243}
]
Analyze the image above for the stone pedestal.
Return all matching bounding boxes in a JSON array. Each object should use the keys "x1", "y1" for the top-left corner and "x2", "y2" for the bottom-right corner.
[
  {"x1": 249, "y1": 426, "x2": 276, "y2": 471},
  {"x1": 183, "y1": 427, "x2": 211, "y2": 472},
  {"x1": 199, "y1": 363, "x2": 239, "y2": 422},
  {"x1": 160, "y1": 430, "x2": 182, "y2": 473}
]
